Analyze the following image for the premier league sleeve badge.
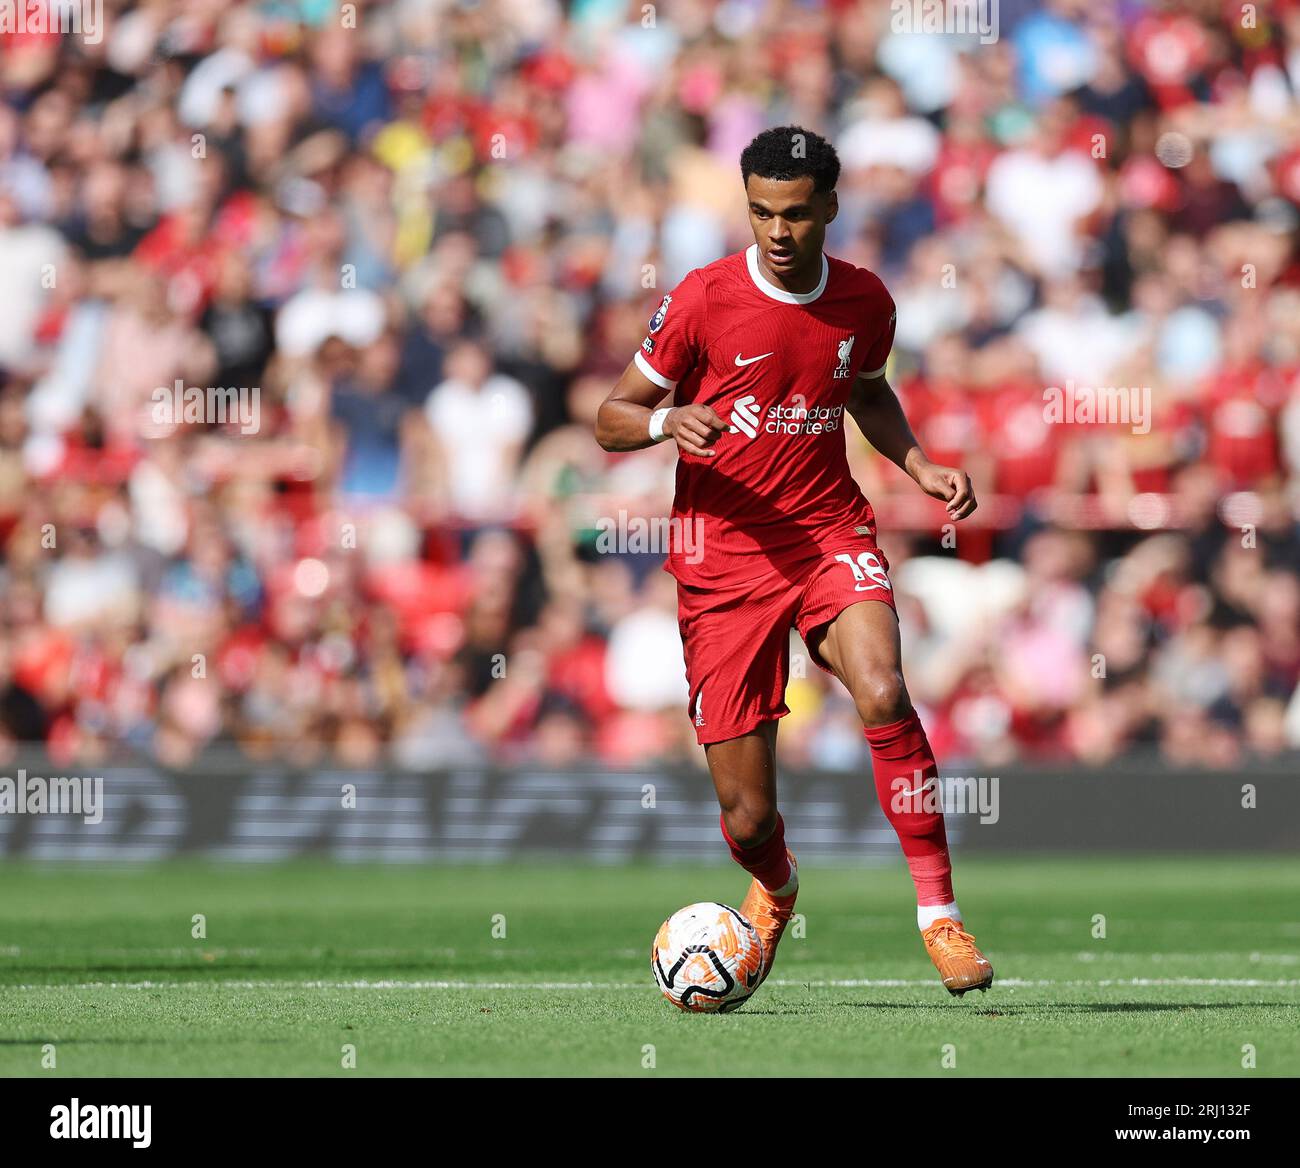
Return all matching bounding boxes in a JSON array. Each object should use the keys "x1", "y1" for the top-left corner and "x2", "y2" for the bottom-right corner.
[{"x1": 648, "y1": 294, "x2": 672, "y2": 334}]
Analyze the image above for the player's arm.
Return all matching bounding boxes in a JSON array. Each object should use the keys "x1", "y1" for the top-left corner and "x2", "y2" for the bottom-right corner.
[
  {"x1": 847, "y1": 371, "x2": 978, "y2": 521},
  {"x1": 594, "y1": 359, "x2": 728, "y2": 457}
]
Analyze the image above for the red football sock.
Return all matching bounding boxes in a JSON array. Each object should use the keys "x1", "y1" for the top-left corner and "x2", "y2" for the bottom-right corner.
[
  {"x1": 863, "y1": 712, "x2": 954, "y2": 906},
  {"x1": 720, "y1": 812, "x2": 792, "y2": 893}
]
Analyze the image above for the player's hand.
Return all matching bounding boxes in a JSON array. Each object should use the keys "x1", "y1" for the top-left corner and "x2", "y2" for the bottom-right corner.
[
  {"x1": 913, "y1": 461, "x2": 978, "y2": 521},
  {"x1": 664, "y1": 404, "x2": 728, "y2": 458}
]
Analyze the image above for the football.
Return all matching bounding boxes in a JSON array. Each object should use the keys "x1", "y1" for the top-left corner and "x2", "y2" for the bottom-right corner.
[{"x1": 651, "y1": 902, "x2": 765, "y2": 1013}]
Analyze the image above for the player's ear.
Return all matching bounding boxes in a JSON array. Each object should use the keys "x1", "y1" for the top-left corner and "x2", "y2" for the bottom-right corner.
[{"x1": 823, "y1": 190, "x2": 838, "y2": 226}]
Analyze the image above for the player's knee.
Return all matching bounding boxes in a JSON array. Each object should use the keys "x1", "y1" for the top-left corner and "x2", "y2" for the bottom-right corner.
[
  {"x1": 852, "y1": 669, "x2": 910, "y2": 726},
  {"x1": 721, "y1": 803, "x2": 778, "y2": 849}
]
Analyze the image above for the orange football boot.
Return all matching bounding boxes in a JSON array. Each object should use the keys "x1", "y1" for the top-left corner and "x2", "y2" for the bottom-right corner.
[
  {"x1": 738, "y1": 850, "x2": 799, "y2": 987},
  {"x1": 922, "y1": 916, "x2": 994, "y2": 996}
]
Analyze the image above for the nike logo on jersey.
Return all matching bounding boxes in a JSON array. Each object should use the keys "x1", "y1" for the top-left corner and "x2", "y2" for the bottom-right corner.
[
  {"x1": 854, "y1": 583, "x2": 888, "y2": 592},
  {"x1": 734, "y1": 352, "x2": 774, "y2": 366}
]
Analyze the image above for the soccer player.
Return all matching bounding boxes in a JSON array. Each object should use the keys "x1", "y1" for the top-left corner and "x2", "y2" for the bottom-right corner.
[{"x1": 595, "y1": 126, "x2": 993, "y2": 996}]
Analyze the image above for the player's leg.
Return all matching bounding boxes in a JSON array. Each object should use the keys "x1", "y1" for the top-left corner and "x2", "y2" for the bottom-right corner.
[
  {"x1": 704, "y1": 721, "x2": 799, "y2": 986},
  {"x1": 676, "y1": 569, "x2": 803, "y2": 987},
  {"x1": 707, "y1": 718, "x2": 780, "y2": 852},
  {"x1": 809, "y1": 597, "x2": 994, "y2": 994},
  {"x1": 811, "y1": 598, "x2": 948, "y2": 901}
]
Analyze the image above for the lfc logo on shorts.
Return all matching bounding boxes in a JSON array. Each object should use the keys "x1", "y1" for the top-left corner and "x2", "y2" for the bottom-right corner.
[
  {"x1": 693, "y1": 689, "x2": 705, "y2": 727},
  {"x1": 833, "y1": 335, "x2": 855, "y2": 379}
]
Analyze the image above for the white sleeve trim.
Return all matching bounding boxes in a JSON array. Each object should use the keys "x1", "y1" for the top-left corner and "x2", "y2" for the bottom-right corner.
[
  {"x1": 858, "y1": 363, "x2": 888, "y2": 380},
  {"x1": 634, "y1": 350, "x2": 677, "y2": 390}
]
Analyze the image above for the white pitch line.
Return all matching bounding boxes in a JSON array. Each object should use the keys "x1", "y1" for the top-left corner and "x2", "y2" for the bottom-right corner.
[{"x1": 6, "y1": 977, "x2": 1300, "y2": 991}]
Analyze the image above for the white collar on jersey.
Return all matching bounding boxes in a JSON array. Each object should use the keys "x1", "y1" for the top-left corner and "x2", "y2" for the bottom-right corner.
[{"x1": 745, "y1": 243, "x2": 829, "y2": 304}]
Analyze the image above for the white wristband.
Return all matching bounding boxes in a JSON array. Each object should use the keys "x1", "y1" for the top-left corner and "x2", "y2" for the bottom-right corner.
[{"x1": 648, "y1": 407, "x2": 672, "y2": 443}]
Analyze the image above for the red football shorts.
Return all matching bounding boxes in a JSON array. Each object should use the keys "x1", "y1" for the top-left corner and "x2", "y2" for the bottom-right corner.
[{"x1": 675, "y1": 538, "x2": 896, "y2": 745}]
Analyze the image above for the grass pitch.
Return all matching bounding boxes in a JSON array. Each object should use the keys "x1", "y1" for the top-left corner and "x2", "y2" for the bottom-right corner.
[{"x1": 0, "y1": 856, "x2": 1296, "y2": 1077}]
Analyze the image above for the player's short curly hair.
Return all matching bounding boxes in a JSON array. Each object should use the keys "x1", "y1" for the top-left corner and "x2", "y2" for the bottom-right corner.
[{"x1": 740, "y1": 125, "x2": 841, "y2": 194}]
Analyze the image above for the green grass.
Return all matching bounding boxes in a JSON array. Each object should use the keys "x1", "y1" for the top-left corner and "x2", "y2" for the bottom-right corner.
[{"x1": 1, "y1": 856, "x2": 1297, "y2": 1076}]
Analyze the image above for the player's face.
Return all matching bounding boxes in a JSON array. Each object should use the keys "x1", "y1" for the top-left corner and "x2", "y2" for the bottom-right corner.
[{"x1": 745, "y1": 175, "x2": 838, "y2": 285}]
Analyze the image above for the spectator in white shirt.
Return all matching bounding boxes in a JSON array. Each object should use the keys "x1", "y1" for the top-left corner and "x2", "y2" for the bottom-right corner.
[{"x1": 424, "y1": 338, "x2": 533, "y2": 522}]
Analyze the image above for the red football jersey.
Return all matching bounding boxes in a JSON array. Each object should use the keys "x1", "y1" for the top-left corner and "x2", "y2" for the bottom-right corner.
[{"x1": 635, "y1": 244, "x2": 897, "y2": 586}]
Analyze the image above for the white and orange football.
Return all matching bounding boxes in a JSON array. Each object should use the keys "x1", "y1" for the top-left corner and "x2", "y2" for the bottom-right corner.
[{"x1": 651, "y1": 902, "x2": 765, "y2": 1013}]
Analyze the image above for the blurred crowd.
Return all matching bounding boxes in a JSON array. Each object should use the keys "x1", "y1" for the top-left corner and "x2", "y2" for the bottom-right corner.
[{"x1": 1, "y1": 0, "x2": 1299, "y2": 773}]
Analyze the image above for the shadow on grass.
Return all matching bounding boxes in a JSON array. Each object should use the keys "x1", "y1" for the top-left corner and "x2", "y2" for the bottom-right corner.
[{"x1": 747, "y1": 1001, "x2": 1265, "y2": 1015}]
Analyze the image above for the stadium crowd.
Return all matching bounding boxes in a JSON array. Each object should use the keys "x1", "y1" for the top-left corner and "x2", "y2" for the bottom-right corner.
[{"x1": 1, "y1": 0, "x2": 1299, "y2": 773}]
